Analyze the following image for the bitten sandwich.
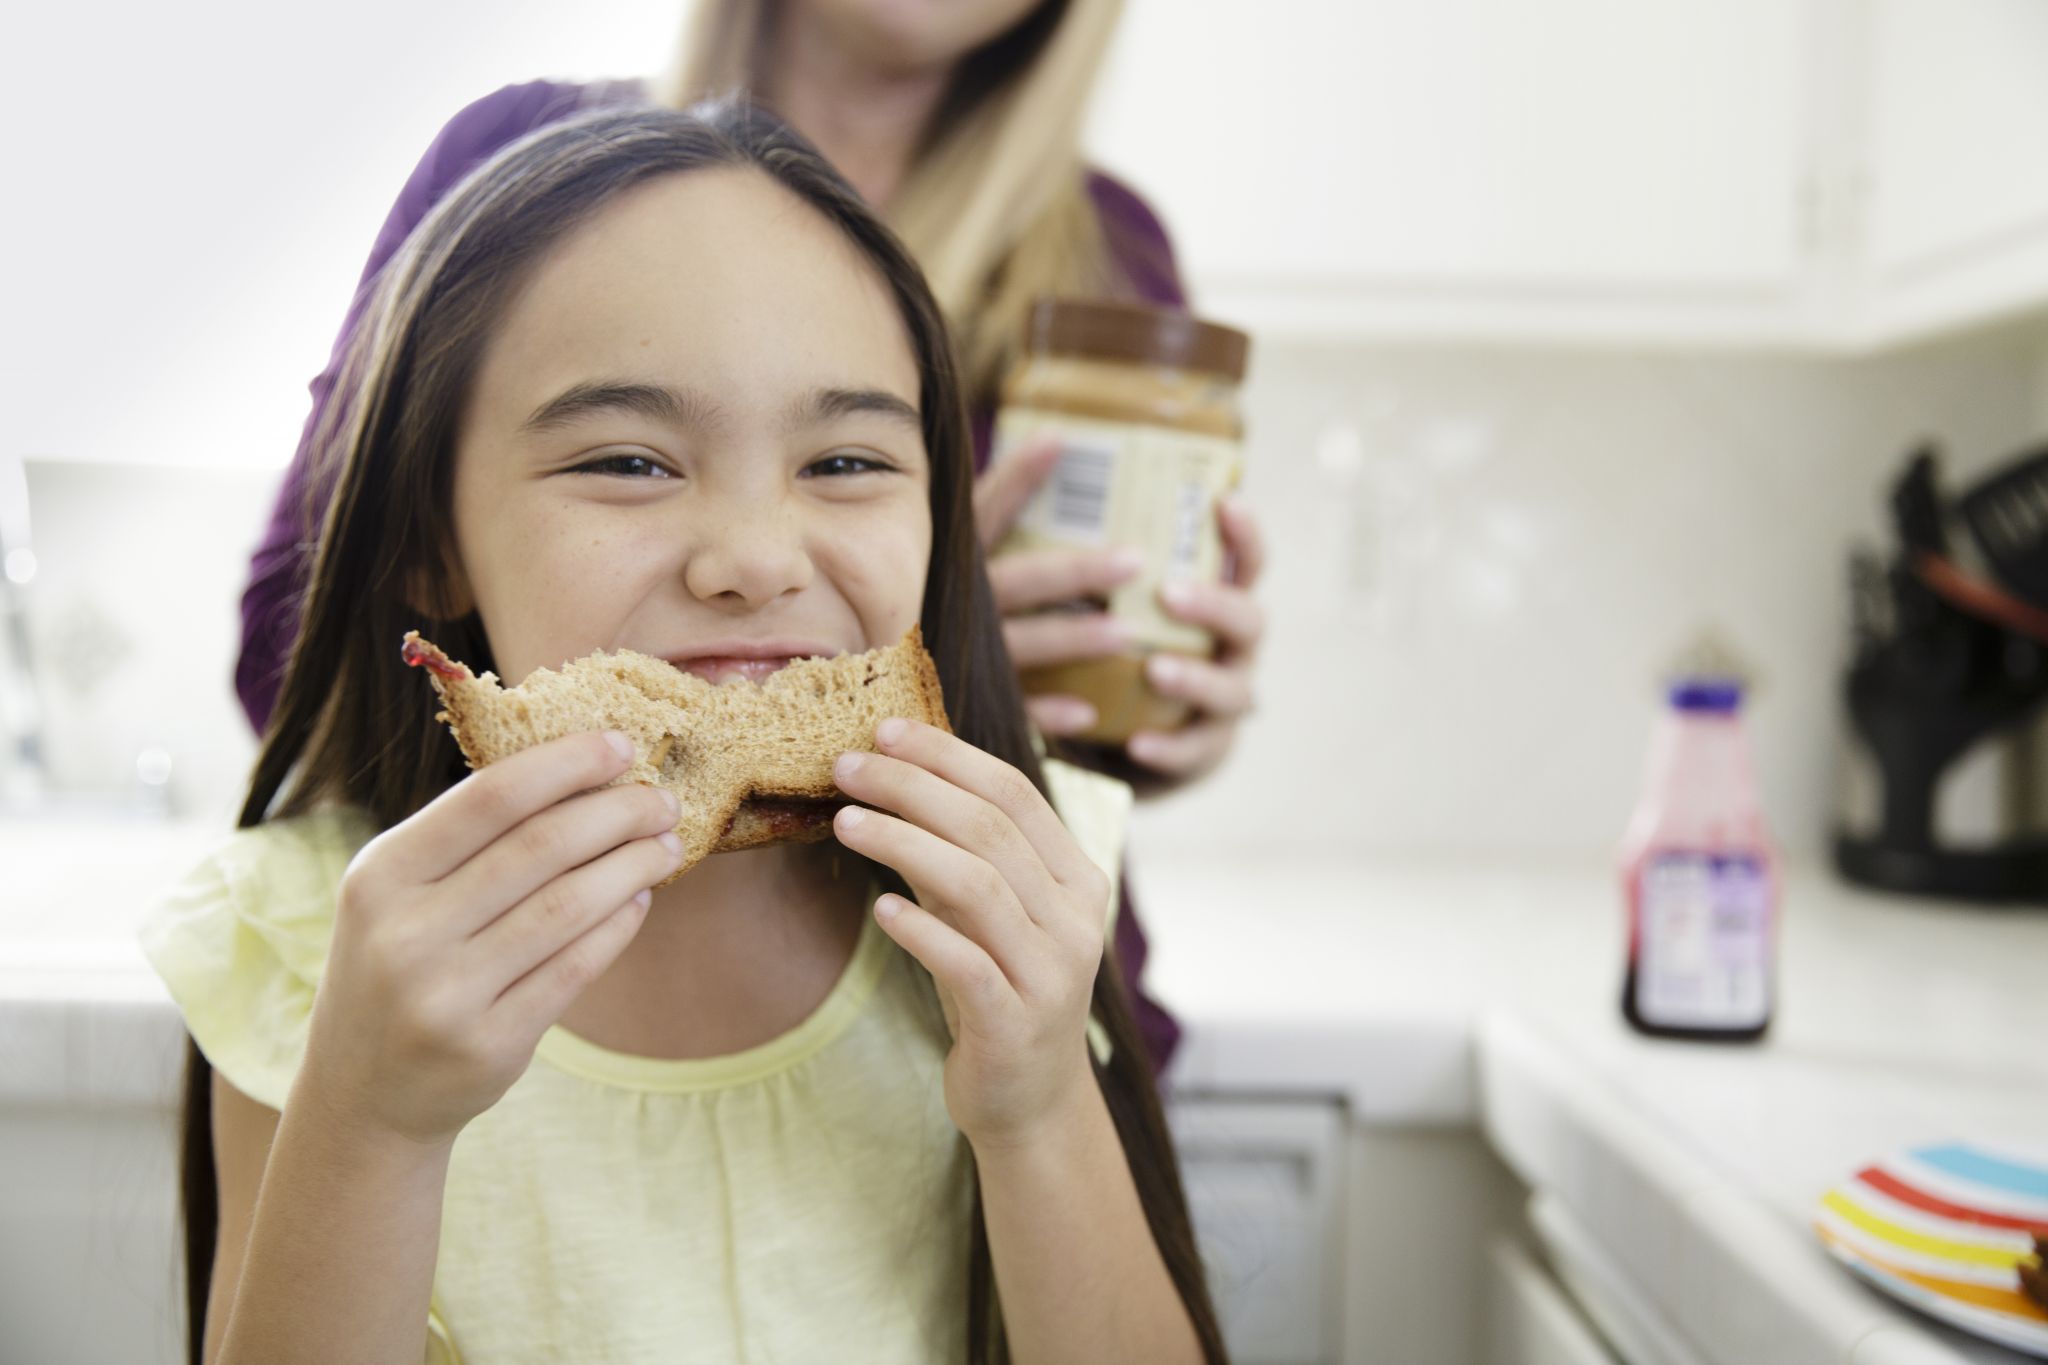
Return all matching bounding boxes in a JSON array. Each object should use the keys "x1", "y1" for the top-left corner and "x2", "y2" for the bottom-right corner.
[{"x1": 402, "y1": 627, "x2": 949, "y2": 884}]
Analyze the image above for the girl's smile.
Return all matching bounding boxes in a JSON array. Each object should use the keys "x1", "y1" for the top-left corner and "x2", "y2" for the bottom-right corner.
[{"x1": 665, "y1": 644, "x2": 839, "y2": 685}]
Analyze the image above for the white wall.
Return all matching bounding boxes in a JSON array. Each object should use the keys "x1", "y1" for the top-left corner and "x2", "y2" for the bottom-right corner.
[
  {"x1": 1127, "y1": 323, "x2": 2048, "y2": 862},
  {"x1": 13, "y1": 1, "x2": 2048, "y2": 860},
  {"x1": 23, "y1": 461, "x2": 274, "y2": 823},
  {"x1": 4, "y1": 1, "x2": 685, "y2": 471},
  {"x1": 23, "y1": 325, "x2": 2048, "y2": 853}
]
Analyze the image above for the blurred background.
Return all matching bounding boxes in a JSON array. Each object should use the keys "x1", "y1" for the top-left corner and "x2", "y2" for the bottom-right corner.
[
  {"x1": 7, "y1": 0, "x2": 2048, "y2": 863},
  {"x1": 8, "y1": 4, "x2": 2048, "y2": 1364}
]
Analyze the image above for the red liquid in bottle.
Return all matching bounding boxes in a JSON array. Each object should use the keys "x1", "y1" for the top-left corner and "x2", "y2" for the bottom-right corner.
[{"x1": 1618, "y1": 681, "x2": 1777, "y2": 1042}]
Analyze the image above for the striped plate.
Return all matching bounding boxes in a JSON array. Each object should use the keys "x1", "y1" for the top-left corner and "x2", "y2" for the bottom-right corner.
[{"x1": 1815, "y1": 1142, "x2": 2048, "y2": 1358}]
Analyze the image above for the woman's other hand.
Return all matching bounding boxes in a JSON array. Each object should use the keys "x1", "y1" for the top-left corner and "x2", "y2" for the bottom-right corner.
[
  {"x1": 1124, "y1": 492, "x2": 1265, "y2": 790},
  {"x1": 976, "y1": 438, "x2": 1267, "y2": 790}
]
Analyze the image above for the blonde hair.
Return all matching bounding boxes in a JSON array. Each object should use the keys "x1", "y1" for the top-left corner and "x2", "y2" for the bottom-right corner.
[{"x1": 653, "y1": 0, "x2": 1131, "y2": 404}]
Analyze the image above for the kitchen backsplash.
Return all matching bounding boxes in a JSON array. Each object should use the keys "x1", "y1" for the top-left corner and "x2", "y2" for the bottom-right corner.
[
  {"x1": 1128, "y1": 323, "x2": 2048, "y2": 862},
  {"x1": 22, "y1": 463, "x2": 278, "y2": 825},
  {"x1": 18, "y1": 323, "x2": 2048, "y2": 861}
]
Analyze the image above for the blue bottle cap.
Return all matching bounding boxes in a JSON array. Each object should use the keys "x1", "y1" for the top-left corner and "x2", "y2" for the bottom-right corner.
[{"x1": 1668, "y1": 679, "x2": 1743, "y2": 713}]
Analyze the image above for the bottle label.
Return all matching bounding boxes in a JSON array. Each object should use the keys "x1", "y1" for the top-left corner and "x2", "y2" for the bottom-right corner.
[
  {"x1": 994, "y1": 407, "x2": 1240, "y2": 653},
  {"x1": 1635, "y1": 852, "x2": 1771, "y2": 1029}
]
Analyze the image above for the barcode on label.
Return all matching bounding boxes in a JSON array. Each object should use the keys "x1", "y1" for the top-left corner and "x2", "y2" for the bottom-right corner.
[
  {"x1": 1047, "y1": 441, "x2": 1115, "y2": 541},
  {"x1": 1168, "y1": 480, "x2": 1206, "y2": 574}
]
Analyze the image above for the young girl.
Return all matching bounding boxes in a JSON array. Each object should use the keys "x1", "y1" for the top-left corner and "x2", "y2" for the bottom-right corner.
[
  {"x1": 141, "y1": 103, "x2": 1227, "y2": 1364},
  {"x1": 237, "y1": 0, "x2": 1276, "y2": 1091}
]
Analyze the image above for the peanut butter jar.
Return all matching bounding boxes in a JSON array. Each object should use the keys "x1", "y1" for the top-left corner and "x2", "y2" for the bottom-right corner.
[{"x1": 994, "y1": 298, "x2": 1251, "y2": 744}]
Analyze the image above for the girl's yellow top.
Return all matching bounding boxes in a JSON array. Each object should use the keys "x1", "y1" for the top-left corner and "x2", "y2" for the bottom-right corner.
[{"x1": 139, "y1": 758, "x2": 1132, "y2": 1364}]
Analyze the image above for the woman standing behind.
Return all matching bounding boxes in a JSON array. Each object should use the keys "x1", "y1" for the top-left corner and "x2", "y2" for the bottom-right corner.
[{"x1": 236, "y1": 0, "x2": 1266, "y2": 1078}]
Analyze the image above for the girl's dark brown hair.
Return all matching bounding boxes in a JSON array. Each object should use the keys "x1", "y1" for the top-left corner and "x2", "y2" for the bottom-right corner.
[{"x1": 176, "y1": 101, "x2": 1226, "y2": 1364}]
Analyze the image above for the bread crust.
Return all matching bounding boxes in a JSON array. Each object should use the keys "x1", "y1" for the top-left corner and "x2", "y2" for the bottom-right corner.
[{"x1": 401, "y1": 627, "x2": 950, "y2": 883}]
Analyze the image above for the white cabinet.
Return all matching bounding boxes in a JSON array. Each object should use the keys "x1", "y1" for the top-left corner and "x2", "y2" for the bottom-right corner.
[
  {"x1": 1524, "y1": 1193, "x2": 1709, "y2": 1365},
  {"x1": 1169, "y1": 1095, "x2": 1348, "y2": 1365},
  {"x1": 1088, "y1": 0, "x2": 2048, "y2": 348},
  {"x1": 1169, "y1": 1095, "x2": 1531, "y2": 1365},
  {"x1": 0, "y1": 1000, "x2": 185, "y2": 1364},
  {"x1": 0, "y1": 1105, "x2": 182, "y2": 1364},
  {"x1": 1090, "y1": 0, "x2": 1813, "y2": 342},
  {"x1": 1854, "y1": 0, "x2": 2048, "y2": 343},
  {"x1": 1486, "y1": 1234, "x2": 1620, "y2": 1365}
]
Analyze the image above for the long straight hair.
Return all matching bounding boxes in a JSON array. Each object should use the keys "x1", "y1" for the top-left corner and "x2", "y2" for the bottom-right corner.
[
  {"x1": 175, "y1": 102, "x2": 1226, "y2": 1365},
  {"x1": 655, "y1": 0, "x2": 1130, "y2": 404}
]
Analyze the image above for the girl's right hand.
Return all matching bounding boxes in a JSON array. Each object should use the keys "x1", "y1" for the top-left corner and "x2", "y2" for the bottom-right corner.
[{"x1": 298, "y1": 731, "x2": 684, "y2": 1146}]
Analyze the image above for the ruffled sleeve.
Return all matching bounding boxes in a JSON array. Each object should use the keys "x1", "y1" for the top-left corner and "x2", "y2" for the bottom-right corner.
[
  {"x1": 1039, "y1": 756, "x2": 1134, "y2": 933},
  {"x1": 137, "y1": 808, "x2": 378, "y2": 1112},
  {"x1": 1039, "y1": 756, "x2": 1135, "y2": 1067}
]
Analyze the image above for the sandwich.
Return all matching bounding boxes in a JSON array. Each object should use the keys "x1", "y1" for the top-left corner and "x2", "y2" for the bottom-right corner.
[{"x1": 402, "y1": 626, "x2": 949, "y2": 884}]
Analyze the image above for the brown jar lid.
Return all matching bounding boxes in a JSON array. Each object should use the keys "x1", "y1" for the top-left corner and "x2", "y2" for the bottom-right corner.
[{"x1": 1027, "y1": 297, "x2": 1249, "y2": 381}]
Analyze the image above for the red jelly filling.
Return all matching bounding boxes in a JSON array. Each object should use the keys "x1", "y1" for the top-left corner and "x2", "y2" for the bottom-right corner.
[{"x1": 400, "y1": 636, "x2": 466, "y2": 681}]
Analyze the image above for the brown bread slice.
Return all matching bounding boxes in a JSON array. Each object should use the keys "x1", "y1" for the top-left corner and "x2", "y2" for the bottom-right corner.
[{"x1": 401, "y1": 626, "x2": 949, "y2": 884}]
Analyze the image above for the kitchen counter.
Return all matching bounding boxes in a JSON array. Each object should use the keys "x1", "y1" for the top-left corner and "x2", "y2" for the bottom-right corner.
[
  {"x1": 6, "y1": 825, "x2": 2046, "y2": 1362},
  {"x1": 1137, "y1": 851, "x2": 2048, "y2": 1364}
]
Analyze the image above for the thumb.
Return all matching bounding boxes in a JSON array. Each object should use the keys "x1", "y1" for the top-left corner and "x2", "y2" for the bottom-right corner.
[{"x1": 973, "y1": 435, "x2": 1062, "y2": 551}]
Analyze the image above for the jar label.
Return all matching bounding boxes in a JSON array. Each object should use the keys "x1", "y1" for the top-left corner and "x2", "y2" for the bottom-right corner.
[
  {"x1": 994, "y1": 408, "x2": 1241, "y2": 653},
  {"x1": 1634, "y1": 852, "x2": 1772, "y2": 1029}
]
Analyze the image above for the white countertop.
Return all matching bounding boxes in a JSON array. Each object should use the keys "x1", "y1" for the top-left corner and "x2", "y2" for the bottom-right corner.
[
  {"x1": 1137, "y1": 850, "x2": 2048, "y2": 1365},
  {"x1": 6, "y1": 822, "x2": 2046, "y2": 1362}
]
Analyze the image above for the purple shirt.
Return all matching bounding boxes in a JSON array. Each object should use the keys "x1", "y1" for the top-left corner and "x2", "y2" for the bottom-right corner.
[{"x1": 235, "y1": 79, "x2": 1189, "y2": 1078}]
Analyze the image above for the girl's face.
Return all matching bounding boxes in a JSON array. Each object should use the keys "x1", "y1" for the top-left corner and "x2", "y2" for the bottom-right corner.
[{"x1": 447, "y1": 168, "x2": 933, "y2": 688}]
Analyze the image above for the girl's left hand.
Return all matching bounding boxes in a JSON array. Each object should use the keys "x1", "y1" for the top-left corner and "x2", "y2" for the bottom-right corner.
[
  {"x1": 1126, "y1": 493, "x2": 1267, "y2": 788},
  {"x1": 831, "y1": 718, "x2": 1110, "y2": 1152}
]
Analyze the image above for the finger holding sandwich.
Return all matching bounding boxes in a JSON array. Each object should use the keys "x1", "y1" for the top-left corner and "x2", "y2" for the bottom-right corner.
[
  {"x1": 338, "y1": 625, "x2": 944, "y2": 1147},
  {"x1": 390, "y1": 623, "x2": 1124, "y2": 1151},
  {"x1": 303, "y1": 731, "x2": 680, "y2": 1148},
  {"x1": 829, "y1": 717, "x2": 1110, "y2": 1153},
  {"x1": 398, "y1": 624, "x2": 950, "y2": 881}
]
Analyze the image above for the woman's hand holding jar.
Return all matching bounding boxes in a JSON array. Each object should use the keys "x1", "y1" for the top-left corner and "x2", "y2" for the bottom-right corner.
[{"x1": 972, "y1": 299, "x2": 1266, "y2": 793}]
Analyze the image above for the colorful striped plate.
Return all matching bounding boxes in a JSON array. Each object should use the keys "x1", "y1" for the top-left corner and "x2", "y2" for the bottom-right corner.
[{"x1": 1816, "y1": 1142, "x2": 2048, "y2": 1358}]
